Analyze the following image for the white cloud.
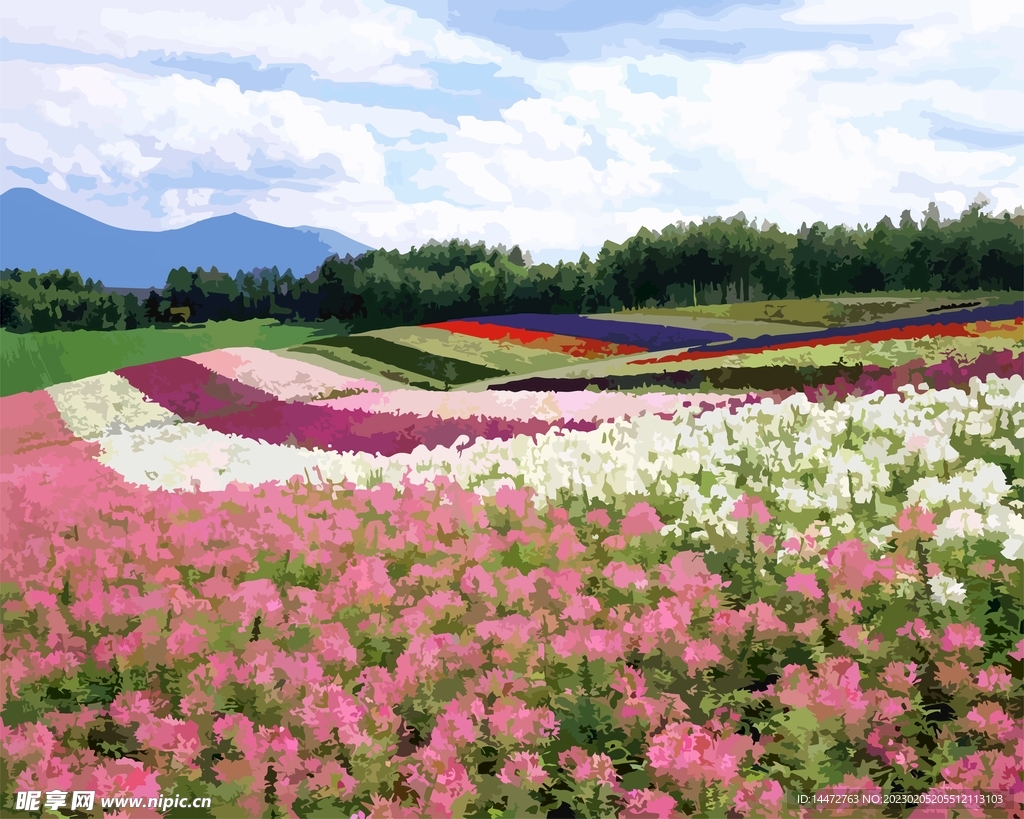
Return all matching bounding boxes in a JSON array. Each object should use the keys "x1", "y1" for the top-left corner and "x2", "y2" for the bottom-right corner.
[
  {"x1": 1, "y1": 0, "x2": 1021, "y2": 257},
  {"x1": 457, "y1": 116, "x2": 522, "y2": 145}
]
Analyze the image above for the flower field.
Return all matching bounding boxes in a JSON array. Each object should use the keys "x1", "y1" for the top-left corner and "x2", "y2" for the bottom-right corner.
[
  {"x1": 2, "y1": 326, "x2": 1023, "y2": 818},
  {"x1": 289, "y1": 301, "x2": 1023, "y2": 394}
]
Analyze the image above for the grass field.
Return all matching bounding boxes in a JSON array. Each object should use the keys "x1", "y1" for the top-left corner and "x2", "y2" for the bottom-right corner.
[{"x1": 0, "y1": 320, "x2": 347, "y2": 396}]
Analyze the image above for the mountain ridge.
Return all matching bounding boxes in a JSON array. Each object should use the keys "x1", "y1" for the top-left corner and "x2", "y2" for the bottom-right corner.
[{"x1": 0, "y1": 187, "x2": 372, "y2": 288}]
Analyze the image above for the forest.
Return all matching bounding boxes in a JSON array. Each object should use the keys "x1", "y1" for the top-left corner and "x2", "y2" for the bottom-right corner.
[{"x1": 2, "y1": 203, "x2": 1021, "y2": 333}]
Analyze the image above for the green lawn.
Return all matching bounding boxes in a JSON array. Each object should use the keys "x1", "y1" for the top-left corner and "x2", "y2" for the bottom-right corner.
[{"x1": 0, "y1": 320, "x2": 344, "y2": 396}]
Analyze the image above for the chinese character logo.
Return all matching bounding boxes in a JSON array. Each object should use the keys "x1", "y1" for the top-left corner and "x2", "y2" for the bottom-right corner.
[{"x1": 15, "y1": 792, "x2": 41, "y2": 811}]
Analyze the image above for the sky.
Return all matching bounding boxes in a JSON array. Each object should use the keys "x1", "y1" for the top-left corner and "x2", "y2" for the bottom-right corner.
[{"x1": 2, "y1": 0, "x2": 1023, "y2": 262}]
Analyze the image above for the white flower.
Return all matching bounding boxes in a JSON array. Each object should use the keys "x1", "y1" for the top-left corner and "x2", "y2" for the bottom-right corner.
[
  {"x1": 1002, "y1": 536, "x2": 1023, "y2": 562},
  {"x1": 834, "y1": 514, "x2": 855, "y2": 534},
  {"x1": 934, "y1": 508, "x2": 985, "y2": 544},
  {"x1": 928, "y1": 573, "x2": 967, "y2": 606}
]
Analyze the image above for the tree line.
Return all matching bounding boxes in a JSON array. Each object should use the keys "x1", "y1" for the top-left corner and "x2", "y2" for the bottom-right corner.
[{"x1": 2, "y1": 203, "x2": 1021, "y2": 333}]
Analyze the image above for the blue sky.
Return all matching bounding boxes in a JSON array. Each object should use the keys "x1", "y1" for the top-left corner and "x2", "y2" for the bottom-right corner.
[{"x1": 2, "y1": 0, "x2": 1022, "y2": 261}]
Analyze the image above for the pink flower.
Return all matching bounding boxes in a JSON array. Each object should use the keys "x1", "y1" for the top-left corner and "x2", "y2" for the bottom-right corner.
[
  {"x1": 838, "y1": 625, "x2": 870, "y2": 649},
  {"x1": 611, "y1": 667, "x2": 648, "y2": 699},
  {"x1": 825, "y1": 539, "x2": 894, "y2": 593},
  {"x1": 894, "y1": 504, "x2": 937, "y2": 544},
  {"x1": 648, "y1": 721, "x2": 754, "y2": 791},
  {"x1": 425, "y1": 759, "x2": 476, "y2": 818},
  {"x1": 165, "y1": 621, "x2": 208, "y2": 658},
  {"x1": 781, "y1": 535, "x2": 802, "y2": 555},
  {"x1": 786, "y1": 572, "x2": 823, "y2": 600},
  {"x1": 558, "y1": 747, "x2": 618, "y2": 787},
  {"x1": 778, "y1": 659, "x2": 868, "y2": 726},
  {"x1": 681, "y1": 639, "x2": 723, "y2": 675},
  {"x1": 561, "y1": 594, "x2": 602, "y2": 622},
  {"x1": 965, "y1": 703, "x2": 1016, "y2": 740},
  {"x1": 497, "y1": 751, "x2": 548, "y2": 788},
  {"x1": 494, "y1": 484, "x2": 528, "y2": 518},
  {"x1": 733, "y1": 780, "x2": 785, "y2": 817},
  {"x1": 940, "y1": 623, "x2": 984, "y2": 652},
  {"x1": 879, "y1": 661, "x2": 920, "y2": 693},
  {"x1": 747, "y1": 601, "x2": 788, "y2": 636},
  {"x1": 867, "y1": 723, "x2": 919, "y2": 770},
  {"x1": 488, "y1": 701, "x2": 559, "y2": 742},
  {"x1": 620, "y1": 502, "x2": 663, "y2": 538},
  {"x1": 896, "y1": 618, "x2": 931, "y2": 640},
  {"x1": 731, "y1": 494, "x2": 772, "y2": 525},
  {"x1": 711, "y1": 608, "x2": 751, "y2": 637},
  {"x1": 586, "y1": 509, "x2": 611, "y2": 527},
  {"x1": 619, "y1": 789, "x2": 681, "y2": 819},
  {"x1": 553, "y1": 524, "x2": 587, "y2": 561},
  {"x1": 659, "y1": 552, "x2": 723, "y2": 601},
  {"x1": 460, "y1": 564, "x2": 497, "y2": 598},
  {"x1": 975, "y1": 666, "x2": 1012, "y2": 692},
  {"x1": 1009, "y1": 638, "x2": 1024, "y2": 662},
  {"x1": 940, "y1": 749, "x2": 1021, "y2": 792},
  {"x1": 604, "y1": 561, "x2": 648, "y2": 590}
]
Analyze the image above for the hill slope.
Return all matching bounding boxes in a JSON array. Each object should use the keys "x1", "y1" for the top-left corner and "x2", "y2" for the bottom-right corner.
[{"x1": 0, "y1": 188, "x2": 372, "y2": 288}]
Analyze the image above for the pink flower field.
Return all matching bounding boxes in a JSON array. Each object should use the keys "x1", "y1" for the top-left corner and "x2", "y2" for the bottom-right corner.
[{"x1": 2, "y1": 347, "x2": 1022, "y2": 818}]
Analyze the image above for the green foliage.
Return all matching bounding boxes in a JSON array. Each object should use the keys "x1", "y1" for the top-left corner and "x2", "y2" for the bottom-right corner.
[{"x1": 3, "y1": 205, "x2": 1020, "y2": 339}]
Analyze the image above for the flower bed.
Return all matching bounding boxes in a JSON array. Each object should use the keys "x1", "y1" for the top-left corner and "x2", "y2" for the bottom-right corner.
[
  {"x1": 3, "y1": 353, "x2": 1022, "y2": 818},
  {"x1": 632, "y1": 311, "x2": 1023, "y2": 367},
  {"x1": 307, "y1": 335, "x2": 509, "y2": 385},
  {"x1": 187, "y1": 347, "x2": 381, "y2": 402},
  {"x1": 461, "y1": 313, "x2": 733, "y2": 351},
  {"x1": 114, "y1": 357, "x2": 591, "y2": 458},
  {"x1": 365, "y1": 325, "x2": 579, "y2": 373},
  {"x1": 424, "y1": 319, "x2": 648, "y2": 358}
]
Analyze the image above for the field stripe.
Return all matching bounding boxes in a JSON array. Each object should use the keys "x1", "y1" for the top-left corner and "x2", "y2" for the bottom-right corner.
[
  {"x1": 308, "y1": 335, "x2": 508, "y2": 384},
  {"x1": 185, "y1": 347, "x2": 380, "y2": 401},
  {"x1": 114, "y1": 357, "x2": 596, "y2": 457},
  {"x1": 463, "y1": 313, "x2": 732, "y2": 351},
  {"x1": 366, "y1": 325, "x2": 578, "y2": 372},
  {"x1": 630, "y1": 317, "x2": 1023, "y2": 367},
  {"x1": 424, "y1": 320, "x2": 645, "y2": 358},
  {"x1": 297, "y1": 344, "x2": 450, "y2": 390}
]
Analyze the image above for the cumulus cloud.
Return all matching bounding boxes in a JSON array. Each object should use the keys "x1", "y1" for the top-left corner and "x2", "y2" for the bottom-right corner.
[{"x1": 1, "y1": 0, "x2": 1021, "y2": 258}]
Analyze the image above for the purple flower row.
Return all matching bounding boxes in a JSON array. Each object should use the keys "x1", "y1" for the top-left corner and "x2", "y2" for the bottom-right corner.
[{"x1": 464, "y1": 313, "x2": 731, "y2": 351}]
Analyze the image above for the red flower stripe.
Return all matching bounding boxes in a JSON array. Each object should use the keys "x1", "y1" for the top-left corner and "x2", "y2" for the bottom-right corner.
[{"x1": 424, "y1": 320, "x2": 647, "y2": 359}]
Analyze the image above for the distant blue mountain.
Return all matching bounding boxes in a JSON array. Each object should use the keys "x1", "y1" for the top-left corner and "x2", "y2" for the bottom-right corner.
[{"x1": 0, "y1": 188, "x2": 373, "y2": 288}]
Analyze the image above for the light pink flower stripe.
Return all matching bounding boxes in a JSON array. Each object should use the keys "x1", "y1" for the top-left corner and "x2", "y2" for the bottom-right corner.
[
  {"x1": 185, "y1": 347, "x2": 380, "y2": 402},
  {"x1": 186, "y1": 345, "x2": 759, "y2": 423}
]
